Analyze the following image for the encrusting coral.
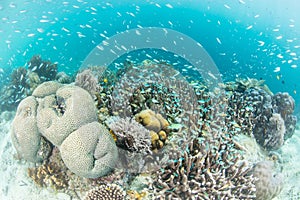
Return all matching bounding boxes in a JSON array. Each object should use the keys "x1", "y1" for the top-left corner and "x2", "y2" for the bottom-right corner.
[{"x1": 11, "y1": 81, "x2": 119, "y2": 179}]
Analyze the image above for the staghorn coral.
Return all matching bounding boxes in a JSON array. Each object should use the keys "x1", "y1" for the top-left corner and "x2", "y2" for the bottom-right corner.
[
  {"x1": 253, "y1": 161, "x2": 283, "y2": 200},
  {"x1": 84, "y1": 183, "x2": 126, "y2": 200},
  {"x1": 60, "y1": 122, "x2": 118, "y2": 178},
  {"x1": 225, "y1": 77, "x2": 273, "y2": 95},
  {"x1": 106, "y1": 116, "x2": 151, "y2": 153},
  {"x1": 152, "y1": 135, "x2": 256, "y2": 200},
  {"x1": 75, "y1": 69, "x2": 99, "y2": 95},
  {"x1": 129, "y1": 82, "x2": 182, "y2": 119}
]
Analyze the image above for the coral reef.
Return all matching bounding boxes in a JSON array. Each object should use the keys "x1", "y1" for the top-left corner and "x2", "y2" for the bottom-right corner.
[
  {"x1": 75, "y1": 69, "x2": 100, "y2": 95},
  {"x1": 11, "y1": 82, "x2": 118, "y2": 179},
  {"x1": 28, "y1": 55, "x2": 57, "y2": 82},
  {"x1": 106, "y1": 116, "x2": 151, "y2": 153},
  {"x1": 0, "y1": 56, "x2": 58, "y2": 112},
  {"x1": 226, "y1": 83, "x2": 297, "y2": 150},
  {"x1": 253, "y1": 161, "x2": 283, "y2": 200},
  {"x1": 272, "y1": 92, "x2": 297, "y2": 139},
  {"x1": 84, "y1": 183, "x2": 126, "y2": 200},
  {"x1": 11, "y1": 67, "x2": 28, "y2": 89},
  {"x1": 28, "y1": 159, "x2": 69, "y2": 191},
  {"x1": 0, "y1": 67, "x2": 30, "y2": 111},
  {"x1": 254, "y1": 113, "x2": 285, "y2": 150}
]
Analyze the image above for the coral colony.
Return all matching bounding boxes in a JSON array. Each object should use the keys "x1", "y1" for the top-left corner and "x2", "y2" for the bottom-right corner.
[{"x1": 7, "y1": 56, "x2": 297, "y2": 199}]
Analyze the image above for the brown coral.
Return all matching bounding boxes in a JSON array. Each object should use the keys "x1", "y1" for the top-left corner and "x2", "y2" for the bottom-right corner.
[
  {"x1": 135, "y1": 109, "x2": 170, "y2": 151},
  {"x1": 152, "y1": 133, "x2": 256, "y2": 199},
  {"x1": 84, "y1": 184, "x2": 126, "y2": 200},
  {"x1": 28, "y1": 160, "x2": 69, "y2": 191}
]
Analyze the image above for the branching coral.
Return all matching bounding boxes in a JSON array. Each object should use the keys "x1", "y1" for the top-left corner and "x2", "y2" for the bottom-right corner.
[{"x1": 152, "y1": 134, "x2": 256, "y2": 199}]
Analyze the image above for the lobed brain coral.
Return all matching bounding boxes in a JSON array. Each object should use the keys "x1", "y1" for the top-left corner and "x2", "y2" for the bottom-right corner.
[
  {"x1": 11, "y1": 96, "x2": 51, "y2": 162},
  {"x1": 60, "y1": 122, "x2": 118, "y2": 178},
  {"x1": 11, "y1": 81, "x2": 118, "y2": 179},
  {"x1": 36, "y1": 84, "x2": 98, "y2": 146}
]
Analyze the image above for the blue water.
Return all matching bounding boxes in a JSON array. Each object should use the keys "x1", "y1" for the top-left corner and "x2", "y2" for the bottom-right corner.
[{"x1": 0, "y1": 0, "x2": 299, "y2": 113}]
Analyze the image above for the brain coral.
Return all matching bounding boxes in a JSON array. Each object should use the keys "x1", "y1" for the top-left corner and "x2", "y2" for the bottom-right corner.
[
  {"x1": 37, "y1": 84, "x2": 98, "y2": 146},
  {"x1": 32, "y1": 81, "x2": 62, "y2": 98},
  {"x1": 11, "y1": 96, "x2": 51, "y2": 162},
  {"x1": 60, "y1": 122, "x2": 118, "y2": 178},
  {"x1": 11, "y1": 81, "x2": 118, "y2": 179}
]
